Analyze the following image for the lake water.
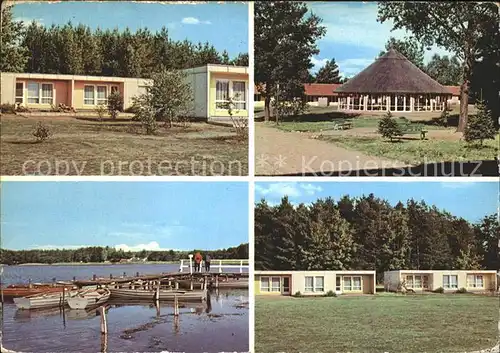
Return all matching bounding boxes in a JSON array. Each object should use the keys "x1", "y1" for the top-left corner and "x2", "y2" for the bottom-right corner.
[{"x1": 1, "y1": 264, "x2": 249, "y2": 353}]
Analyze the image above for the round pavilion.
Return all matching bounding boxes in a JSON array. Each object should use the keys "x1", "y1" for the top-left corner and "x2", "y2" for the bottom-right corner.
[{"x1": 335, "y1": 49, "x2": 452, "y2": 113}]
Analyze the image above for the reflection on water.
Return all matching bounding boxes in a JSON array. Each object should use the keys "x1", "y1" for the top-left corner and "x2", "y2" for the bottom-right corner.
[{"x1": 2, "y1": 265, "x2": 248, "y2": 353}]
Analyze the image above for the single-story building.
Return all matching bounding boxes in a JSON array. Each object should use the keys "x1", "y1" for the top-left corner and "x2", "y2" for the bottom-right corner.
[
  {"x1": 384, "y1": 270, "x2": 498, "y2": 293},
  {"x1": 304, "y1": 83, "x2": 342, "y2": 106},
  {"x1": 444, "y1": 85, "x2": 460, "y2": 105},
  {"x1": 255, "y1": 270, "x2": 376, "y2": 296},
  {"x1": 1, "y1": 64, "x2": 249, "y2": 120}
]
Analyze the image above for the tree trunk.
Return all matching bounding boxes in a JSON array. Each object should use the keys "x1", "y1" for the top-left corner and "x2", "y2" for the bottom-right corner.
[
  {"x1": 264, "y1": 95, "x2": 271, "y2": 122},
  {"x1": 457, "y1": 62, "x2": 472, "y2": 132}
]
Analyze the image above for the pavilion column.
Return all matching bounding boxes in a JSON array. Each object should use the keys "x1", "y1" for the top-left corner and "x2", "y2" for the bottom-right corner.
[
  {"x1": 386, "y1": 96, "x2": 390, "y2": 111},
  {"x1": 364, "y1": 95, "x2": 368, "y2": 111},
  {"x1": 403, "y1": 96, "x2": 406, "y2": 111},
  {"x1": 430, "y1": 99, "x2": 434, "y2": 111},
  {"x1": 410, "y1": 97, "x2": 414, "y2": 112},
  {"x1": 347, "y1": 96, "x2": 351, "y2": 110},
  {"x1": 395, "y1": 96, "x2": 398, "y2": 111}
]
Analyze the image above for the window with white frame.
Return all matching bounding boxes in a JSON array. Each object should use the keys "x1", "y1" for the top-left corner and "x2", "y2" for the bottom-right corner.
[
  {"x1": 15, "y1": 82, "x2": 24, "y2": 104},
  {"x1": 304, "y1": 276, "x2": 314, "y2": 292},
  {"x1": 215, "y1": 80, "x2": 230, "y2": 109},
  {"x1": 405, "y1": 274, "x2": 426, "y2": 289},
  {"x1": 84, "y1": 85, "x2": 95, "y2": 105},
  {"x1": 260, "y1": 277, "x2": 270, "y2": 292},
  {"x1": 304, "y1": 276, "x2": 324, "y2": 292},
  {"x1": 232, "y1": 81, "x2": 246, "y2": 109},
  {"x1": 41, "y1": 84, "x2": 54, "y2": 104},
  {"x1": 443, "y1": 275, "x2": 458, "y2": 289},
  {"x1": 343, "y1": 276, "x2": 362, "y2": 291},
  {"x1": 271, "y1": 277, "x2": 281, "y2": 292},
  {"x1": 467, "y1": 275, "x2": 484, "y2": 288},
  {"x1": 414, "y1": 275, "x2": 422, "y2": 289},
  {"x1": 97, "y1": 86, "x2": 108, "y2": 105},
  {"x1": 336, "y1": 276, "x2": 341, "y2": 291},
  {"x1": 27, "y1": 82, "x2": 40, "y2": 104},
  {"x1": 405, "y1": 275, "x2": 414, "y2": 288}
]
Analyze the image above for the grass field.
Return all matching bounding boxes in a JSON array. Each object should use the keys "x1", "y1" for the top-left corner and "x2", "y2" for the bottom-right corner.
[
  {"x1": 0, "y1": 115, "x2": 248, "y2": 175},
  {"x1": 255, "y1": 295, "x2": 498, "y2": 353},
  {"x1": 320, "y1": 135, "x2": 499, "y2": 164}
]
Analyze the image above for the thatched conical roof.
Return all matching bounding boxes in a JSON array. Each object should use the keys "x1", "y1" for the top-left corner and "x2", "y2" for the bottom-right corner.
[{"x1": 335, "y1": 49, "x2": 451, "y2": 95}]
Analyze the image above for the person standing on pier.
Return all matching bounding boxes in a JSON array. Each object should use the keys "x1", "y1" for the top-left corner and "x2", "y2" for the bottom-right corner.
[
  {"x1": 205, "y1": 254, "x2": 211, "y2": 272},
  {"x1": 194, "y1": 252, "x2": 202, "y2": 272}
]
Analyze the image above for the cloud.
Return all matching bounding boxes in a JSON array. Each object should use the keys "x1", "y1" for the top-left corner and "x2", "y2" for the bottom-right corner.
[
  {"x1": 32, "y1": 245, "x2": 92, "y2": 250},
  {"x1": 337, "y1": 58, "x2": 375, "y2": 77},
  {"x1": 439, "y1": 182, "x2": 478, "y2": 189},
  {"x1": 310, "y1": 56, "x2": 329, "y2": 73},
  {"x1": 181, "y1": 17, "x2": 211, "y2": 25},
  {"x1": 309, "y1": 2, "x2": 454, "y2": 74},
  {"x1": 256, "y1": 183, "x2": 322, "y2": 199},
  {"x1": 107, "y1": 222, "x2": 186, "y2": 239},
  {"x1": 14, "y1": 17, "x2": 44, "y2": 26}
]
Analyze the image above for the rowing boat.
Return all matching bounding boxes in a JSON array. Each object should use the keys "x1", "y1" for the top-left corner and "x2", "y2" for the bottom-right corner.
[
  {"x1": 67, "y1": 288, "x2": 111, "y2": 310},
  {"x1": 13, "y1": 289, "x2": 78, "y2": 310},
  {"x1": 110, "y1": 288, "x2": 206, "y2": 301}
]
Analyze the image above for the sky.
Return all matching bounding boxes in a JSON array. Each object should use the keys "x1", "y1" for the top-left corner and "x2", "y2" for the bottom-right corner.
[
  {"x1": 1, "y1": 182, "x2": 249, "y2": 251},
  {"x1": 307, "y1": 2, "x2": 454, "y2": 77},
  {"x1": 12, "y1": 1, "x2": 248, "y2": 58},
  {"x1": 255, "y1": 181, "x2": 498, "y2": 223}
]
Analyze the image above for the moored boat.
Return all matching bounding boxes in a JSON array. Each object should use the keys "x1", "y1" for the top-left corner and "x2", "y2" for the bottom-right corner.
[
  {"x1": 67, "y1": 288, "x2": 110, "y2": 310},
  {"x1": 2, "y1": 284, "x2": 76, "y2": 299},
  {"x1": 110, "y1": 288, "x2": 206, "y2": 302},
  {"x1": 13, "y1": 289, "x2": 77, "y2": 310}
]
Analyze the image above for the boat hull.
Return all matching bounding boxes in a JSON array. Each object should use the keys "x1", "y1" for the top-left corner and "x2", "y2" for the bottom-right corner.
[
  {"x1": 14, "y1": 291, "x2": 77, "y2": 310},
  {"x1": 67, "y1": 289, "x2": 110, "y2": 310},
  {"x1": 110, "y1": 288, "x2": 206, "y2": 302}
]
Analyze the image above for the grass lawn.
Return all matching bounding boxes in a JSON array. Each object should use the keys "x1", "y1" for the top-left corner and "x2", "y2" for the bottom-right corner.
[
  {"x1": 0, "y1": 115, "x2": 248, "y2": 175},
  {"x1": 255, "y1": 295, "x2": 498, "y2": 353},
  {"x1": 321, "y1": 135, "x2": 499, "y2": 164}
]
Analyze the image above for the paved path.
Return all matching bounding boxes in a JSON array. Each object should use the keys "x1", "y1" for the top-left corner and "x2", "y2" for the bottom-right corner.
[{"x1": 255, "y1": 124, "x2": 407, "y2": 176}]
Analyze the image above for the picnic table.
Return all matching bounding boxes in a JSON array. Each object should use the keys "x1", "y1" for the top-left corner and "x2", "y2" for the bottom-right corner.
[{"x1": 399, "y1": 122, "x2": 428, "y2": 140}]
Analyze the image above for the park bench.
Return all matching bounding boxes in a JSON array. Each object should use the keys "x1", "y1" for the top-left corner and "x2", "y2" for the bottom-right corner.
[
  {"x1": 399, "y1": 122, "x2": 428, "y2": 140},
  {"x1": 332, "y1": 120, "x2": 354, "y2": 130}
]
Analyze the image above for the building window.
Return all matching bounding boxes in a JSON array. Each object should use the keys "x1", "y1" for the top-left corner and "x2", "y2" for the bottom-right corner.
[
  {"x1": 405, "y1": 275, "x2": 425, "y2": 289},
  {"x1": 97, "y1": 86, "x2": 108, "y2": 105},
  {"x1": 336, "y1": 276, "x2": 341, "y2": 291},
  {"x1": 41, "y1": 84, "x2": 54, "y2": 104},
  {"x1": 27, "y1": 82, "x2": 40, "y2": 104},
  {"x1": 443, "y1": 275, "x2": 458, "y2": 289},
  {"x1": 343, "y1": 276, "x2": 362, "y2": 291},
  {"x1": 15, "y1": 82, "x2": 24, "y2": 104},
  {"x1": 111, "y1": 85, "x2": 119, "y2": 94},
  {"x1": 271, "y1": 277, "x2": 281, "y2": 292},
  {"x1": 215, "y1": 79, "x2": 247, "y2": 110},
  {"x1": 232, "y1": 81, "x2": 246, "y2": 109},
  {"x1": 304, "y1": 276, "x2": 314, "y2": 292},
  {"x1": 84, "y1": 85, "x2": 95, "y2": 105},
  {"x1": 467, "y1": 275, "x2": 484, "y2": 288},
  {"x1": 260, "y1": 277, "x2": 270, "y2": 292}
]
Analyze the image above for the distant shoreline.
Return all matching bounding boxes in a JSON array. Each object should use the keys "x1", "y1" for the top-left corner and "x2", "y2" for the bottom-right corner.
[{"x1": 2, "y1": 259, "x2": 248, "y2": 267}]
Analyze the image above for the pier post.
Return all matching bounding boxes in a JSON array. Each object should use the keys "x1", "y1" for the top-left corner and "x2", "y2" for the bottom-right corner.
[
  {"x1": 175, "y1": 281, "x2": 179, "y2": 290},
  {"x1": 179, "y1": 259, "x2": 184, "y2": 272},
  {"x1": 219, "y1": 260, "x2": 222, "y2": 273},
  {"x1": 136, "y1": 272, "x2": 139, "y2": 277},
  {"x1": 61, "y1": 288, "x2": 66, "y2": 307},
  {"x1": 215, "y1": 275, "x2": 219, "y2": 289},
  {"x1": 155, "y1": 282, "x2": 160, "y2": 307},
  {"x1": 123, "y1": 272, "x2": 126, "y2": 278},
  {"x1": 53, "y1": 277, "x2": 56, "y2": 285},
  {"x1": 109, "y1": 274, "x2": 113, "y2": 280},
  {"x1": 73, "y1": 276, "x2": 76, "y2": 281},
  {"x1": 28, "y1": 278, "x2": 32, "y2": 289},
  {"x1": 190, "y1": 280, "x2": 193, "y2": 291},
  {"x1": 174, "y1": 295, "x2": 179, "y2": 316},
  {"x1": 99, "y1": 306, "x2": 108, "y2": 334},
  {"x1": 188, "y1": 254, "x2": 193, "y2": 275},
  {"x1": 240, "y1": 260, "x2": 243, "y2": 273},
  {"x1": 93, "y1": 274, "x2": 97, "y2": 281}
]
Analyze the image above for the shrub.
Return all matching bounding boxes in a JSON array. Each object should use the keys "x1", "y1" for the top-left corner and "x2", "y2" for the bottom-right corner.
[
  {"x1": 455, "y1": 287, "x2": 467, "y2": 294},
  {"x1": 324, "y1": 290, "x2": 336, "y2": 297},
  {"x1": 32, "y1": 121, "x2": 51, "y2": 142},
  {"x1": 293, "y1": 291, "x2": 303, "y2": 298},
  {"x1": 221, "y1": 95, "x2": 248, "y2": 140},
  {"x1": 95, "y1": 104, "x2": 107, "y2": 121},
  {"x1": 464, "y1": 99, "x2": 496, "y2": 146},
  {"x1": 0, "y1": 103, "x2": 16, "y2": 113},
  {"x1": 378, "y1": 110, "x2": 403, "y2": 142},
  {"x1": 435, "y1": 109, "x2": 449, "y2": 127},
  {"x1": 16, "y1": 105, "x2": 30, "y2": 113},
  {"x1": 107, "y1": 91, "x2": 123, "y2": 119},
  {"x1": 433, "y1": 287, "x2": 444, "y2": 294}
]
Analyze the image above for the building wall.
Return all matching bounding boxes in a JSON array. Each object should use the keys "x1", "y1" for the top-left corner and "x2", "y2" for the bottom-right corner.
[
  {"x1": 73, "y1": 81, "x2": 125, "y2": 109},
  {"x1": 0, "y1": 73, "x2": 16, "y2": 105},
  {"x1": 183, "y1": 69, "x2": 208, "y2": 118},
  {"x1": 254, "y1": 275, "x2": 291, "y2": 296},
  {"x1": 123, "y1": 78, "x2": 150, "y2": 110},
  {"x1": 209, "y1": 72, "x2": 249, "y2": 118}
]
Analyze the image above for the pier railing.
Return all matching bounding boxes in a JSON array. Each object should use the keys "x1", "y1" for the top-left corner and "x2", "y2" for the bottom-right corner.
[{"x1": 179, "y1": 257, "x2": 249, "y2": 274}]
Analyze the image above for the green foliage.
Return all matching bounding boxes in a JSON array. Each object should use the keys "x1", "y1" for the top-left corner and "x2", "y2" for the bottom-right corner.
[
  {"x1": 0, "y1": 6, "x2": 29, "y2": 72},
  {"x1": 315, "y1": 58, "x2": 342, "y2": 84},
  {"x1": 425, "y1": 54, "x2": 462, "y2": 86},
  {"x1": 0, "y1": 243, "x2": 248, "y2": 265},
  {"x1": 95, "y1": 104, "x2": 107, "y2": 121},
  {"x1": 433, "y1": 287, "x2": 444, "y2": 294},
  {"x1": 455, "y1": 288, "x2": 467, "y2": 294},
  {"x1": 293, "y1": 291, "x2": 303, "y2": 298},
  {"x1": 107, "y1": 91, "x2": 123, "y2": 119},
  {"x1": 255, "y1": 1, "x2": 326, "y2": 121},
  {"x1": 378, "y1": 111, "x2": 403, "y2": 141},
  {"x1": 132, "y1": 70, "x2": 193, "y2": 133},
  {"x1": 219, "y1": 95, "x2": 248, "y2": 140},
  {"x1": 272, "y1": 96, "x2": 308, "y2": 123},
  {"x1": 255, "y1": 195, "x2": 494, "y2": 277},
  {"x1": 32, "y1": 121, "x2": 51, "y2": 142},
  {"x1": 464, "y1": 99, "x2": 497, "y2": 146},
  {"x1": 379, "y1": 36, "x2": 425, "y2": 70},
  {"x1": 324, "y1": 290, "x2": 336, "y2": 297},
  {"x1": 0, "y1": 103, "x2": 16, "y2": 114},
  {"x1": 435, "y1": 109, "x2": 449, "y2": 127}
]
